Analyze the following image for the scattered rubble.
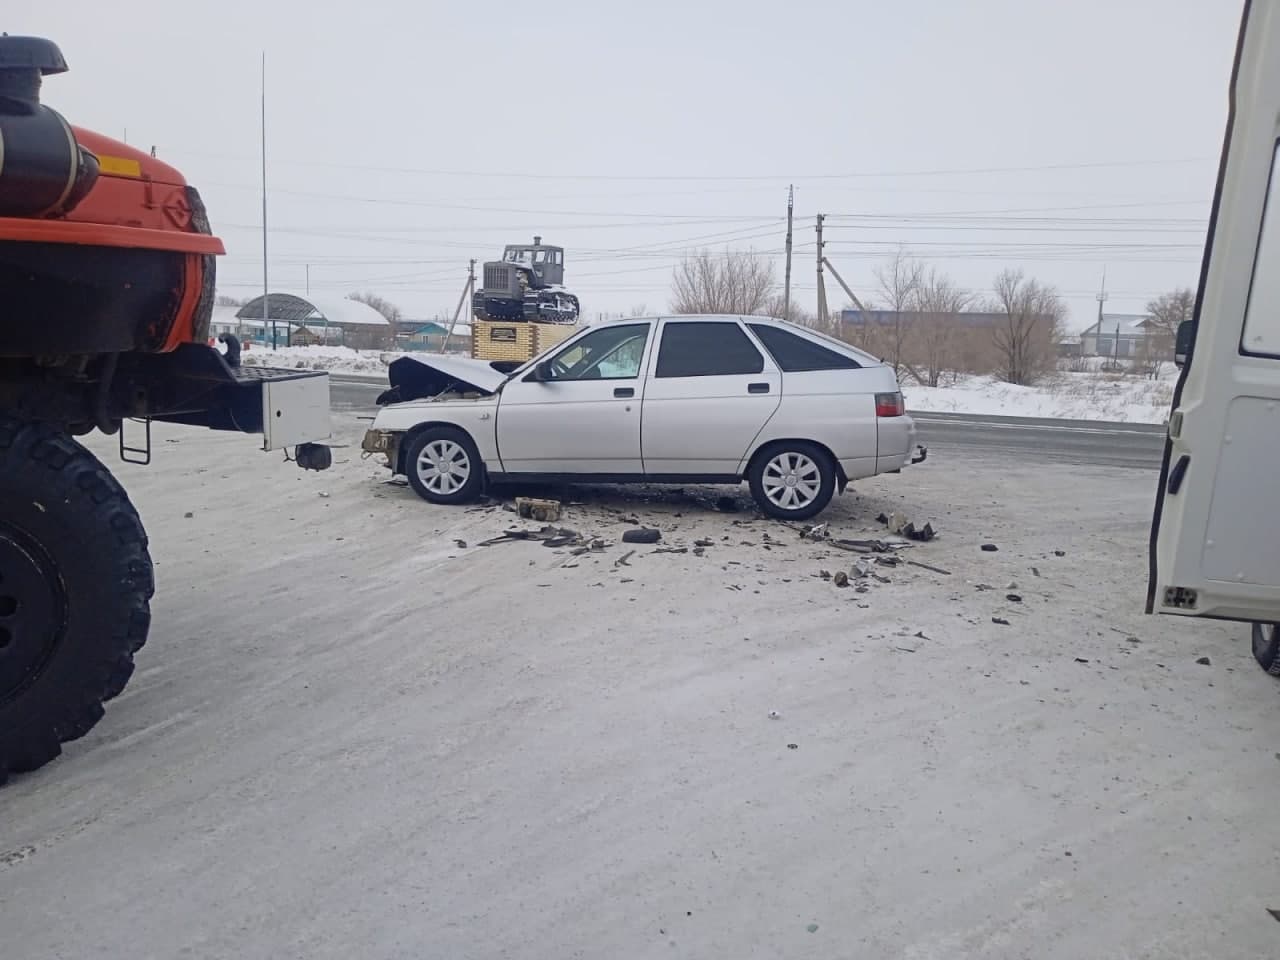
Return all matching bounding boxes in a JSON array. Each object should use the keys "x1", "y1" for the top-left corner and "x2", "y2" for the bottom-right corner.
[
  {"x1": 1006, "y1": 593, "x2": 1023, "y2": 603},
  {"x1": 614, "y1": 550, "x2": 635, "y2": 568},
  {"x1": 1053, "y1": 549, "x2": 1066, "y2": 557},
  {"x1": 981, "y1": 543, "x2": 999, "y2": 552},
  {"x1": 992, "y1": 617, "x2": 1011, "y2": 626},
  {"x1": 833, "y1": 572, "x2": 850, "y2": 588},
  {"x1": 1196, "y1": 656, "x2": 1212, "y2": 666}
]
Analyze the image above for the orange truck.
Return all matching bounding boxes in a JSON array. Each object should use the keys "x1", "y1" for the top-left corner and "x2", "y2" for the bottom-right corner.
[{"x1": 0, "y1": 37, "x2": 332, "y2": 782}]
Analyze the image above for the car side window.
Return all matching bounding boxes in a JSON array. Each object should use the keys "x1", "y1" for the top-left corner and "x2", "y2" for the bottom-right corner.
[
  {"x1": 655, "y1": 322, "x2": 764, "y2": 378},
  {"x1": 748, "y1": 324, "x2": 861, "y2": 371},
  {"x1": 545, "y1": 323, "x2": 649, "y2": 381}
]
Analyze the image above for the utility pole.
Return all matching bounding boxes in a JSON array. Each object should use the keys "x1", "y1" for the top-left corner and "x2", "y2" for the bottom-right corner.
[
  {"x1": 261, "y1": 51, "x2": 273, "y2": 350},
  {"x1": 305, "y1": 264, "x2": 311, "y2": 297},
  {"x1": 1095, "y1": 266, "x2": 1108, "y2": 359},
  {"x1": 816, "y1": 214, "x2": 828, "y2": 330},
  {"x1": 441, "y1": 259, "x2": 476, "y2": 354},
  {"x1": 783, "y1": 185, "x2": 794, "y2": 322}
]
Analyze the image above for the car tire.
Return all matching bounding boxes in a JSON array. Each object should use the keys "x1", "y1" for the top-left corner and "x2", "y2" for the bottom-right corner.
[
  {"x1": 404, "y1": 427, "x2": 484, "y2": 505},
  {"x1": 1251, "y1": 622, "x2": 1280, "y2": 676},
  {"x1": 748, "y1": 441, "x2": 836, "y2": 521}
]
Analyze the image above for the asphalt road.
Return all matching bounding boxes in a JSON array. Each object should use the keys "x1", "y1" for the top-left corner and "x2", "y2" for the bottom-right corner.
[{"x1": 330, "y1": 376, "x2": 1168, "y2": 471}]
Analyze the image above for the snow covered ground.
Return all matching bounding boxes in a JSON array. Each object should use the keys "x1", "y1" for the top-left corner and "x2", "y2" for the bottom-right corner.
[
  {"x1": 2, "y1": 415, "x2": 1275, "y2": 958},
  {"x1": 905, "y1": 370, "x2": 1176, "y2": 424}
]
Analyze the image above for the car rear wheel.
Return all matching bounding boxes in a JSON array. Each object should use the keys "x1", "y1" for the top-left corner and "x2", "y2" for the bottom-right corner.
[
  {"x1": 1251, "y1": 622, "x2": 1280, "y2": 676},
  {"x1": 748, "y1": 442, "x2": 835, "y2": 521},
  {"x1": 405, "y1": 427, "x2": 483, "y2": 505}
]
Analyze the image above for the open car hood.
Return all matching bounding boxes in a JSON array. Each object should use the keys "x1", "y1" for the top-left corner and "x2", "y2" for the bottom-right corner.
[{"x1": 376, "y1": 355, "x2": 516, "y2": 405}]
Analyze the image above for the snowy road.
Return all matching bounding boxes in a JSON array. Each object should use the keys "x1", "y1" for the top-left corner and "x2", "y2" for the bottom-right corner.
[
  {"x1": 1, "y1": 414, "x2": 1275, "y2": 959},
  {"x1": 330, "y1": 377, "x2": 1169, "y2": 469}
]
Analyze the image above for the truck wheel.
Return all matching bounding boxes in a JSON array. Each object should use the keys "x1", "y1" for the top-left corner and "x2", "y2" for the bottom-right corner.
[
  {"x1": 0, "y1": 417, "x2": 153, "y2": 784},
  {"x1": 1251, "y1": 622, "x2": 1280, "y2": 676},
  {"x1": 748, "y1": 441, "x2": 836, "y2": 521},
  {"x1": 404, "y1": 427, "x2": 483, "y2": 505}
]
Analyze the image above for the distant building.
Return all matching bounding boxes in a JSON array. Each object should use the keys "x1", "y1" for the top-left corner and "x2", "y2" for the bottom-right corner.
[
  {"x1": 1079, "y1": 313, "x2": 1170, "y2": 360},
  {"x1": 840, "y1": 309, "x2": 1011, "y2": 374},
  {"x1": 209, "y1": 293, "x2": 392, "y2": 350},
  {"x1": 396, "y1": 320, "x2": 473, "y2": 353}
]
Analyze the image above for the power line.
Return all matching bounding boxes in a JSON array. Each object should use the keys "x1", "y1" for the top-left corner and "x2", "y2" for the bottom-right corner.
[{"x1": 169, "y1": 147, "x2": 1213, "y2": 181}]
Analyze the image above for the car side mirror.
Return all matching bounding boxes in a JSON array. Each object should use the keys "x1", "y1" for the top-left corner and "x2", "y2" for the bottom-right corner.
[
  {"x1": 1174, "y1": 320, "x2": 1194, "y2": 369},
  {"x1": 534, "y1": 360, "x2": 554, "y2": 382}
]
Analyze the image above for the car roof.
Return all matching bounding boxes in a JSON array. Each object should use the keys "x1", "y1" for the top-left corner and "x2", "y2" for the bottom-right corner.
[{"x1": 594, "y1": 313, "x2": 786, "y2": 326}]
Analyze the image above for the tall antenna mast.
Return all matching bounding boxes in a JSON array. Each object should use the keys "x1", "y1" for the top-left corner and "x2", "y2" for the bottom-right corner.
[
  {"x1": 261, "y1": 51, "x2": 273, "y2": 349},
  {"x1": 783, "y1": 185, "x2": 794, "y2": 321}
]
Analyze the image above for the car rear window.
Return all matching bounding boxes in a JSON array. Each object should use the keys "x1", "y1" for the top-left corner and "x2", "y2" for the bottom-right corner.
[
  {"x1": 748, "y1": 324, "x2": 861, "y2": 371},
  {"x1": 655, "y1": 321, "x2": 765, "y2": 378}
]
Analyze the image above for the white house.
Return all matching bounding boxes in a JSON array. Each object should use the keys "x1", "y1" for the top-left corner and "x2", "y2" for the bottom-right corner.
[{"x1": 1079, "y1": 312, "x2": 1170, "y2": 360}]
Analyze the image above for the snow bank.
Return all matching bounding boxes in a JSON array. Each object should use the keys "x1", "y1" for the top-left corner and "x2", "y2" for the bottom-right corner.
[
  {"x1": 905, "y1": 371, "x2": 1175, "y2": 423},
  {"x1": 239, "y1": 345, "x2": 409, "y2": 375}
]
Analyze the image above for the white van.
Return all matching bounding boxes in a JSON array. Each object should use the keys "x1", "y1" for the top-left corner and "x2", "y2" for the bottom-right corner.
[{"x1": 1150, "y1": 0, "x2": 1280, "y2": 674}]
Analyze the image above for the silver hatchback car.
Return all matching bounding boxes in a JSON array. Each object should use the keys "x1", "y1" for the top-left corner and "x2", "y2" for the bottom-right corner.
[{"x1": 363, "y1": 315, "x2": 924, "y2": 520}]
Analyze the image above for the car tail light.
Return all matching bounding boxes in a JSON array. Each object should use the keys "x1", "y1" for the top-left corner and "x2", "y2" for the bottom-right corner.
[{"x1": 875, "y1": 391, "x2": 904, "y2": 417}]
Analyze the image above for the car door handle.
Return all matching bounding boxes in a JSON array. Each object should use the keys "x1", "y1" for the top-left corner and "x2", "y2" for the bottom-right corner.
[
  {"x1": 747, "y1": 382, "x2": 770, "y2": 394},
  {"x1": 613, "y1": 387, "x2": 635, "y2": 398}
]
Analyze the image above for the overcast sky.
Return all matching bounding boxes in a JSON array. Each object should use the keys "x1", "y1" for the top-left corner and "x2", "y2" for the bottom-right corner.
[{"x1": 14, "y1": 0, "x2": 1242, "y2": 330}]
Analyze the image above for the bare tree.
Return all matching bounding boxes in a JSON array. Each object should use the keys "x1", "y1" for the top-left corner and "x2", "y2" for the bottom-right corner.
[
  {"x1": 670, "y1": 248, "x2": 776, "y2": 315},
  {"x1": 910, "y1": 268, "x2": 974, "y2": 386},
  {"x1": 988, "y1": 269, "x2": 1065, "y2": 385},
  {"x1": 347, "y1": 290, "x2": 404, "y2": 348},
  {"x1": 1143, "y1": 287, "x2": 1194, "y2": 368},
  {"x1": 763, "y1": 292, "x2": 816, "y2": 328},
  {"x1": 1145, "y1": 288, "x2": 1195, "y2": 338},
  {"x1": 215, "y1": 294, "x2": 247, "y2": 307},
  {"x1": 872, "y1": 249, "x2": 924, "y2": 380}
]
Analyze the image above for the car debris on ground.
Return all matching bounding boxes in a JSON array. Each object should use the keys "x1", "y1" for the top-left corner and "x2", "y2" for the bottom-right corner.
[
  {"x1": 622, "y1": 527, "x2": 662, "y2": 544},
  {"x1": 875, "y1": 511, "x2": 936, "y2": 542},
  {"x1": 516, "y1": 497, "x2": 562, "y2": 522}
]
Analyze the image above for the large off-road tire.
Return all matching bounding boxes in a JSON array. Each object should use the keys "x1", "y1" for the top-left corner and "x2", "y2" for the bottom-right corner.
[{"x1": 0, "y1": 417, "x2": 153, "y2": 784}]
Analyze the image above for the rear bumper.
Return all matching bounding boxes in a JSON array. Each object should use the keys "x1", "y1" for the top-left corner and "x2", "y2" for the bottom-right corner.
[{"x1": 875, "y1": 414, "x2": 919, "y2": 473}]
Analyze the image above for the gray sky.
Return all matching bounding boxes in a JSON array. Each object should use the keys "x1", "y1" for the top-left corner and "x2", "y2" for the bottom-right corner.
[{"x1": 15, "y1": 0, "x2": 1242, "y2": 330}]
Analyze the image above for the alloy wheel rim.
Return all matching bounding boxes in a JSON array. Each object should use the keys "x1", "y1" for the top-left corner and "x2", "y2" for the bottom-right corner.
[
  {"x1": 762, "y1": 452, "x2": 821, "y2": 510},
  {"x1": 417, "y1": 440, "x2": 471, "y2": 495}
]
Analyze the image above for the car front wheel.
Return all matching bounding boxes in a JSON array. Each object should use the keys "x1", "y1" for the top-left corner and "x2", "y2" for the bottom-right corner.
[
  {"x1": 405, "y1": 427, "x2": 483, "y2": 505},
  {"x1": 1251, "y1": 622, "x2": 1280, "y2": 676},
  {"x1": 748, "y1": 442, "x2": 836, "y2": 521}
]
